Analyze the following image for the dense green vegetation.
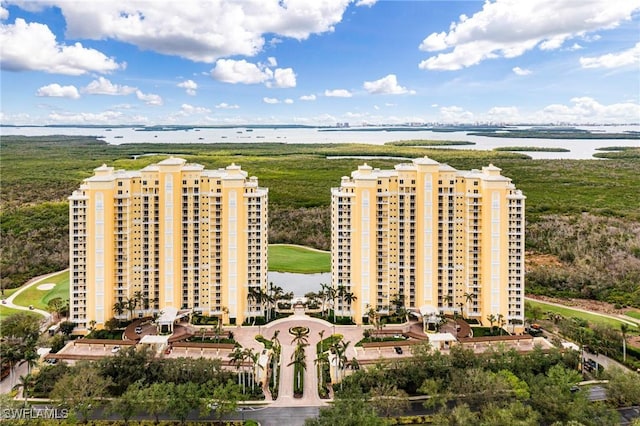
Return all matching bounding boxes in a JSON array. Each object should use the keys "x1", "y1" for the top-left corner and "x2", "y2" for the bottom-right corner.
[
  {"x1": 268, "y1": 244, "x2": 330, "y2": 273},
  {"x1": 313, "y1": 344, "x2": 634, "y2": 426},
  {"x1": 1, "y1": 136, "x2": 639, "y2": 310},
  {"x1": 385, "y1": 139, "x2": 475, "y2": 146},
  {"x1": 493, "y1": 146, "x2": 570, "y2": 152},
  {"x1": 469, "y1": 128, "x2": 640, "y2": 139}
]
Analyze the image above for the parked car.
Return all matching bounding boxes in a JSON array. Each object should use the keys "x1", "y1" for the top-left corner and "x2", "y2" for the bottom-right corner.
[
  {"x1": 111, "y1": 345, "x2": 120, "y2": 353},
  {"x1": 135, "y1": 326, "x2": 142, "y2": 334},
  {"x1": 394, "y1": 346, "x2": 403, "y2": 355},
  {"x1": 28, "y1": 305, "x2": 34, "y2": 310}
]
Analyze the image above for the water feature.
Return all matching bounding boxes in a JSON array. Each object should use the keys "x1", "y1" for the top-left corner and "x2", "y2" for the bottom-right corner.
[{"x1": 267, "y1": 272, "x2": 330, "y2": 297}]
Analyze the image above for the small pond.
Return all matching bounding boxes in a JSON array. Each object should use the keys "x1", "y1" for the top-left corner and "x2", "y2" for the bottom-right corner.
[{"x1": 267, "y1": 272, "x2": 331, "y2": 297}]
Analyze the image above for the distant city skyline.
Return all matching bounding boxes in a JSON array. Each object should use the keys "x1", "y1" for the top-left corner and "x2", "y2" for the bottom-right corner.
[{"x1": 1, "y1": 0, "x2": 639, "y2": 126}]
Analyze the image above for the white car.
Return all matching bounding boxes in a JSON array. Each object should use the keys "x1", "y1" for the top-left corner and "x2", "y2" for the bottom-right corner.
[{"x1": 111, "y1": 345, "x2": 120, "y2": 353}]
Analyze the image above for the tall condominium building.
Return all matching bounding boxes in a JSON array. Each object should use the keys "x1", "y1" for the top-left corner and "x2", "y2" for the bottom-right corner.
[
  {"x1": 331, "y1": 157, "x2": 525, "y2": 332},
  {"x1": 69, "y1": 157, "x2": 268, "y2": 332}
]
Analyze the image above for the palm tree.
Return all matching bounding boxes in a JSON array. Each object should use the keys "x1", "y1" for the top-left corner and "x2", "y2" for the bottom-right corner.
[
  {"x1": 288, "y1": 343, "x2": 308, "y2": 394},
  {"x1": 229, "y1": 347, "x2": 246, "y2": 393},
  {"x1": 133, "y1": 291, "x2": 144, "y2": 317},
  {"x1": 113, "y1": 301, "x2": 125, "y2": 322},
  {"x1": 318, "y1": 330, "x2": 325, "y2": 355},
  {"x1": 320, "y1": 283, "x2": 332, "y2": 317},
  {"x1": 486, "y1": 314, "x2": 496, "y2": 333},
  {"x1": 327, "y1": 286, "x2": 338, "y2": 322},
  {"x1": 20, "y1": 350, "x2": 39, "y2": 375},
  {"x1": 443, "y1": 294, "x2": 453, "y2": 310},
  {"x1": 315, "y1": 351, "x2": 329, "y2": 389},
  {"x1": 463, "y1": 292, "x2": 474, "y2": 316},
  {"x1": 346, "y1": 357, "x2": 359, "y2": 371},
  {"x1": 621, "y1": 323, "x2": 629, "y2": 362},
  {"x1": 496, "y1": 313, "x2": 505, "y2": 335},
  {"x1": 13, "y1": 373, "x2": 34, "y2": 406},
  {"x1": 343, "y1": 291, "x2": 357, "y2": 318},
  {"x1": 124, "y1": 297, "x2": 137, "y2": 320},
  {"x1": 291, "y1": 328, "x2": 309, "y2": 346}
]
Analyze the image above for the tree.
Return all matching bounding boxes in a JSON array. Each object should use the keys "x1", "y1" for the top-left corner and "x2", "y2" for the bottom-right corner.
[
  {"x1": 463, "y1": 292, "x2": 474, "y2": 318},
  {"x1": 496, "y1": 313, "x2": 506, "y2": 335},
  {"x1": 165, "y1": 382, "x2": 203, "y2": 425},
  {"x1": 47, "y1": 297, "x2": 66, "y2": 320},
  {"x1": 369, "y1": 383, "x2": 409, "y2": 417},
  {"x1": 13, "y1": 373, "x2": 34, "y2": 406},
  {"x1": 289, "y1": 342, "x2": 308, "y2": 394},
  {"x1": 203, "y1": 380, "x2": 244, "y2": 420},
  {"x1": 107, "y1": 381, "x2": 143, "y2": 425},
  {"x1": 486, "y1": 314, "x2": 497, "y2": 333},
  {"x1": 343, "y1": 291, "x2": 357, "y2": 318},
  {"x1": 20, "y1": 349, "x2": 39, "y2": 375},
  {"x1": 137, "y1": 382, "x2": 169, "y2": 424},
  {"x1": 51, "y1": 362, "x2": 113, "y2": 423},
  {"x1": 620, "y1": 323, "x2": 629, "y2": 363},
  {"x1": 59, "y1": 320, "x2": 76, "y2": 336},
  {"x1": 443, "y1": 294, "x2": 453, "y2": 310},
  {"x1": 113, "y1": 300, "x2": 125, "y2": 321},
  {"x1": 1, "y1": 312, "x2": 41, "y2": 343},
  {"x1": 305, "y1": 387, "x2": 387, "y2": 426},
  {"x1": 605, "y1": 366, "x2": 640, "y2": 407}
]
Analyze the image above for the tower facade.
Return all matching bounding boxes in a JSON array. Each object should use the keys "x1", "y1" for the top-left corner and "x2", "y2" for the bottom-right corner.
[
  {"x1": 69, "y1": 157, "x2": 268, "y2": 331},
  {"x1": 331, "y1": 157, "x2": 525, "y2": 332}
]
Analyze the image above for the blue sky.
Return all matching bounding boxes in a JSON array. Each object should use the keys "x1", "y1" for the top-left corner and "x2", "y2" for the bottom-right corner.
[{"x1": 1, "y1": 0, "x2": 639, "y2": 126}]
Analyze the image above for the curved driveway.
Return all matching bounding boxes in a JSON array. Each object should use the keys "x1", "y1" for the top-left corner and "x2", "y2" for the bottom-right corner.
[{"x1": 231, "y1": 308, "x2": 368, "y2": 407}]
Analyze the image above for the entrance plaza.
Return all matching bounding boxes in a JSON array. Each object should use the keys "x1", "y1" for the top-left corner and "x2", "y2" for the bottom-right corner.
[{"x1": 48, "y1": 309, "x2": 554, "y2": 406}]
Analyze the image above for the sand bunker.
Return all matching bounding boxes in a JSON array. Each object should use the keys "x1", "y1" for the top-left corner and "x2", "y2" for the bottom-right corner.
[{"x1": 36, "y1": 283, "x2": 56, "y2": 291}]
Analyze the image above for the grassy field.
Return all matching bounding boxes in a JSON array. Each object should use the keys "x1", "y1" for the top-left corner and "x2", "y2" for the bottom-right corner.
[
  {"x1": 12, "y1": 270, "x2": 69, "y2": 311},
  {"x1": 526, "y1": 299, "x2": 637, "y2": 329},
  {"x1": 269, "y1": 244, "x2": 330, "y2": 273},
  {"x1": 626, "y1": 311, "x2": 640, "y2": 321},
  {"x1": 0, "y1": 304, "x2": 28, "y2": 320}
]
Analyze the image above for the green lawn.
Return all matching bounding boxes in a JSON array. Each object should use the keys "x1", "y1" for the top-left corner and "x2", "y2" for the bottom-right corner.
[
  {"x1": 269, "y1": 244, "x2": 330, "y2": 273},
  {"x1": 626, "y1": 311, "x2": 640, "y2": 321},
  {"x1": 526, "y1": 299, "x2": 638, "y2": 329},
  {"x1": 12, "y1": 270, "x2": 69, "y2": 311},
  {"x1": 0, "y1": 305, "x2": 28, "y2": 320}
]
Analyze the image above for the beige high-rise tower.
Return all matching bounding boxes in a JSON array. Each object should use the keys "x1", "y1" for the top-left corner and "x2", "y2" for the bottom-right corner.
[
  {"x1": 331, "y1": 157, "x2": 525, "y2": 333},
  {"x1": 69, "y1": 157, "x2": 268, "y2": 332}
]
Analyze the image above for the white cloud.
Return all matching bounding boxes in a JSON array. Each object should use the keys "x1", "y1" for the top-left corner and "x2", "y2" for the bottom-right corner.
[
  {"x1": 580, "y1": 42, "x2": 640, "y2": 69},
  {"x1": 487, "y1": 106, "x2": 521, "y2": 122},
  {"x1": 325, "y1": 89, "x2": 352, "y2": 98},
  {"x1": 418, "y1": 0, "x2": 640, "y2": 70},
  {"x1": 83, "y1": 77, "x2": 137, "y2": 95},
  {"x1": 355, "y1": 0, "x2": 377, "y2": 6},
  {"x1": 263, "y1": 97, "x2": 279, "y2": 104},
  {"x1": 211, "y1": 59, "x2": 273, "y2": 84},
  {"x1": 512, "y1": 66, "x2": 532, "y2": 76},
  {"x1": 47, "y1": 110, "x2": 124, "y2": 124},
  {"x1": 211, "y1": 58, "x2": 297, "y2": 88},
  {"x1": 538, "y1": 97, "x2": 640, "y2": 124},
  {"x1": 36, "y1": 83, "x2": 80, "y2": 99},
  {"x1": 284, "y1": 98, "x2": 294, "y2": 104},
  {"x1": 35, "y1": 1, "x2": 356, "y2": 63},
  {"x1": 215, "y1": 102, "x2": 239, "y2": 109},
  {"x1": 178, "y1": 79, "x2": 198, "y2": 95},
  {"x1": 181, "y1": 103, "x2": 211, "y2": 114},
  {"x1": 0, "y1": 18, "x2": 122, "y2": 75},
  {"x1": 363, "y1": 74, "x2": 414, "y2": 95},
  {"x1": 0, "y1": 6, "x2": 9, "y2": 20},
  {"x1": 135, "y1": 90, "x2": 163, "y2": 106},
  {"x1": 270, "y1": 68, "x2": 297, "y2": 88},
  {"x1": 439, "y1": 106, "x2": 474, "y2": 122},
  {"x1": 569, "y1": 43, "x2": 584, "y2": 51},
  {"x1": 266, "y1": 57, "x2": 277, "y2": 67},
  {"x1": 300, "y1": 94, "x2": 317, "y2": 101}
]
